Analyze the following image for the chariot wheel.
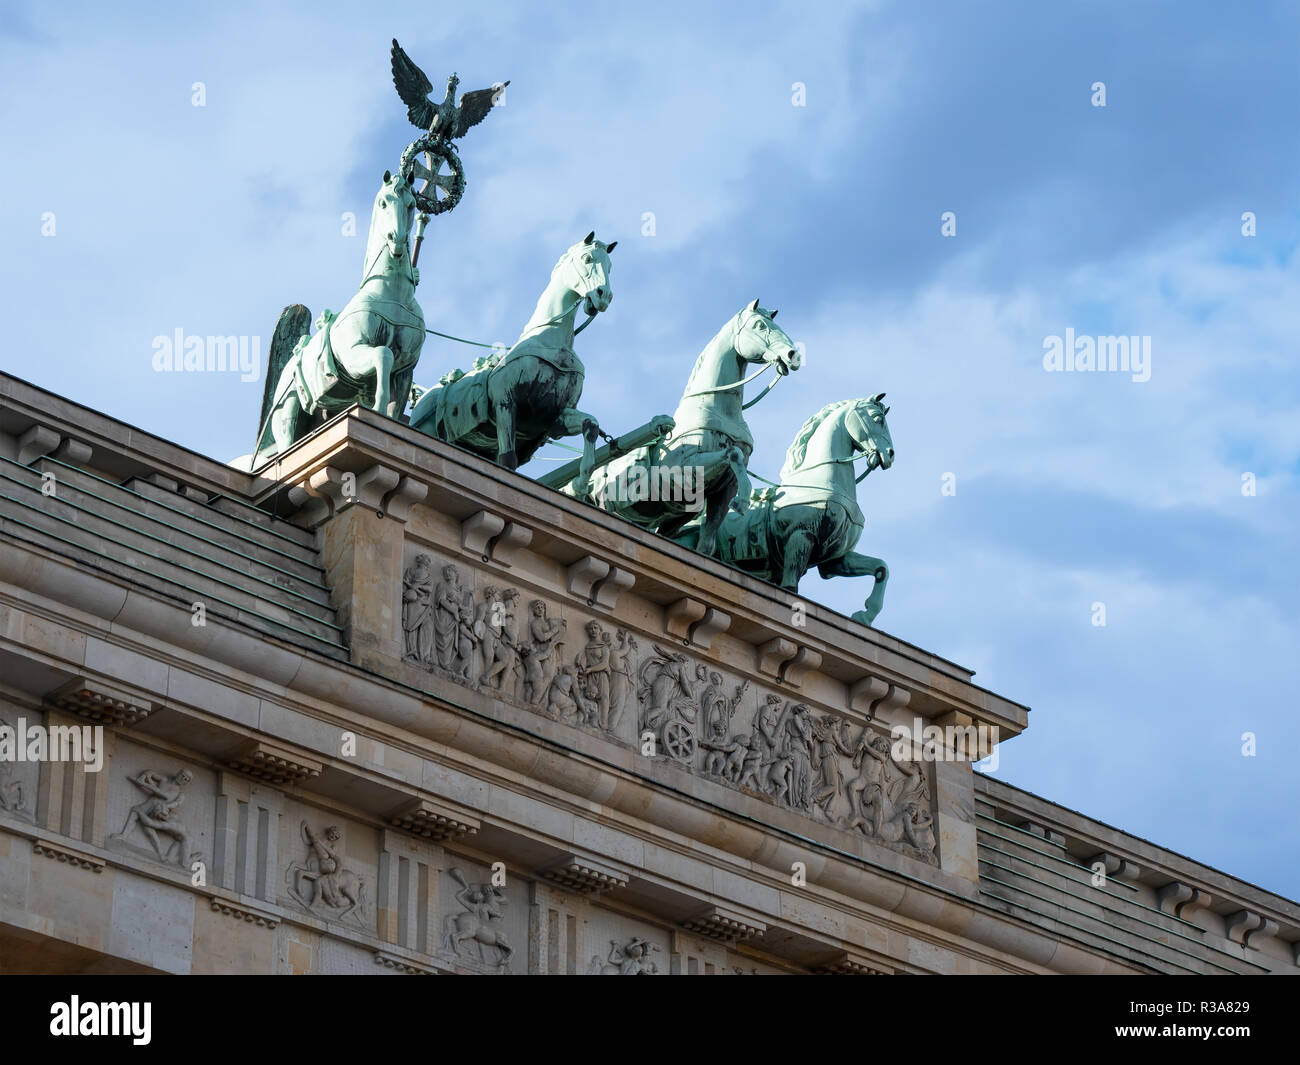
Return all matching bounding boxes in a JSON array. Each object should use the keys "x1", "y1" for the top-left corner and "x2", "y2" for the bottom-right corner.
[
  {"x1": 400, "y1": 134, "x2": 466, "y2": 216},
  {"x1": 663, "y1": 721, "x2": 695, "y2": 762}
]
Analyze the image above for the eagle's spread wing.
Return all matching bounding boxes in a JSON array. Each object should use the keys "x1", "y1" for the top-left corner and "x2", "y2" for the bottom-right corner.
[
  {"x1": 454, "y1": 83, "x2": 508, "y2": 137},
  {"x1": 390, "y1": 38, "x2": 436, "y2": 130}
]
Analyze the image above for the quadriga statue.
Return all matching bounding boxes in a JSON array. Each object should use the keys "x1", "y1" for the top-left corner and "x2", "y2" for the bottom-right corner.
[
  {"x1": 250, "y1": 169, "x2": 425, "y2": 466},
  {"x1": 680, "y1": 396, "x2": 895, "y2": 626},
  {"x1": 570, "y1": 300, "x2": 800, "y2": 555},
  {"x1": 409, "y1": 232, "x2": 615, "y2": 482}
]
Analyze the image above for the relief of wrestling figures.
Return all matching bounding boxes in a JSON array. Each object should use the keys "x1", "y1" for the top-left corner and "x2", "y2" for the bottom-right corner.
[{"x1": 401, "y1": 554, "x2": 935, "y2": 865}]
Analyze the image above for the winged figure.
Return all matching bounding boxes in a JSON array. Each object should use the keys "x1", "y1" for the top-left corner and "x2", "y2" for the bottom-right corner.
[{"x1": 390, "y1": 38, "x2": 508, "y2": 142}]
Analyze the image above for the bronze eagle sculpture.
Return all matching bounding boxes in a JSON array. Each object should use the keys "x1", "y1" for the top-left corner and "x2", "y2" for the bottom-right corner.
[{"x1": 390, "y1": 39, "x2": 508, "y2": 143}]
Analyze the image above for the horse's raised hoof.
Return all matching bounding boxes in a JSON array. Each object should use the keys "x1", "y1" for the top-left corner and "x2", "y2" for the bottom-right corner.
[{"x1": 852, "y1": 604, "x2": 882, "y2": 628}]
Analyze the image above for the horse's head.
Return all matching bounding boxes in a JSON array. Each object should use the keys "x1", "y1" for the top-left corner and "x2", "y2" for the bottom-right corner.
[
  {"x1": 369, "y1": 169, "x2": 417, "y2": 262},
  {"x1": 734, "y1": 298, "x2": 801, "y2": 376},
  {"x1": 847, "y1": 393, "x2": 894, "y2": 471},
  {"x1": 556, "y1": 231, "x2": 615, "y2": 314}
]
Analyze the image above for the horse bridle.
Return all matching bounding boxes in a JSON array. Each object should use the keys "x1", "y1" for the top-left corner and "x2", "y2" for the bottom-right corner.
[
  {"x1": 359, "y1": 191, "x2": 418, "y2": 289},
  {"x1": 784, "y1": 403, "x2": 888, "y2": 486},
  {"x1": 682, "y1": 310, "x2": 793, "y2": 408},
  {"x1": 563, "y1": 245, "x2": 609, "y2": 335}
]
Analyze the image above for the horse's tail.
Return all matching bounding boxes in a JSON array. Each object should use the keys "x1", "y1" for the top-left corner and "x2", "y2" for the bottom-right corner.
[{"x1": 254, "y1": 304, "x2": 312, "y2": 457}]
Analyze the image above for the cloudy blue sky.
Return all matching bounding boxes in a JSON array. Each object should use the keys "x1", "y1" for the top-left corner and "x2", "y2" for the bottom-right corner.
[{"x1": 2, "y1": 1, "x2": 1297, "y2": 897}]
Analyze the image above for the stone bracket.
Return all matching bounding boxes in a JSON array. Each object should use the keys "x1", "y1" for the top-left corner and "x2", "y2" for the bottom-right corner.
[
  {"x1": 665, "y1": 598, "x2": 730, "y2": 649},
  {"x1": 680, "y1": 904, "x2": 766, "y2": 944},
  {"x1": 461, "y1": 510, "x2": 505, "y2": 559},
  {"x1": 351, "y1": 465, "x2": 401, "y2": 511},
  {"x1": 490, "y1": 522, "x2": 533, "y2": 567},
  {"x1": 665, "y1": 597, "x2": 706, "y2": 643},
  {"x1": 388, "y1": 796, "x2": 480, "y2": 842},
  {"x1": 227, "y1": 739, "x2": 323, "y2": 787},
  {"x1": 287, "y1": 466, "x2": 346, "y2": 527},
  {"x1": 537, "y1": 852, "x2": 631, "y2": 896},
  {"x1": 461, "y1": 510, "x2": 533, "y2": 566},
  {"x1": 756, "y1": 638, "x2": 819, "y2": 687},
  {"x1": 208, "y1": 895, "x2": 281, "y2": 929},
  {"x1": 566, "y1": 555, "x2": 610, "y2": 601},
  {"x1": 567, "y1": 556, "x2": 638, "y2": 609},
  {"x1": 849, "y1": 675, "x2": 910, "y2": 721},
  {"x1": 18, "y1": 424, "x2": 91, "y2": 467},
  {"x1": 1156, "y1": 881, "x2": 1212, "y2": 919},
  {"x1": 591, "y1": 566, "x2": 635, "y2": 610},
  {"x1": 381, "y1": 476, "x2": 428, "y2": 522},
  {"x1": 287, "y1": 464, "x2": 413, "y2": 527},
  {"x1": 1088, "y1": 852, "x2": 1143, "y2": 883},
  {"x1": 45, "y1": 677, "x2": 155, "y2": 727},
  {"x1": 779, "y1": 646, "x2": 822, "y2": 687},
  {"x1": 757, "y1": 637, "x2": 798, "y2": 679},
  {"x1": 1224, "y1": 909, "x2": 1278, "y2": 947},
  {"x1": 33, "y1": 837, "x2": 105, "y2": 872},
  {"x1": 1021, "y1": 821, "x2": 1067, "y2": 848}
]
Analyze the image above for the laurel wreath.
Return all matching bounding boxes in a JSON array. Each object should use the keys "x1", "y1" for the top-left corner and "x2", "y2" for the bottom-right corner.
[{"x1": 399, "y1": 133, "x2": 467, "y2": 216}]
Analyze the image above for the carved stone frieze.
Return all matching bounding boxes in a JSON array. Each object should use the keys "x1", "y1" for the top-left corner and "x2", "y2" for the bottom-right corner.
[
  {"x1": 444, "y1": 866, "x2": 512, "y2": 972},
  {"x1": 109, "y1": 766, "x2": 204, "y2": 869},
  {"x1": 638, "y1": 654, "x2": 937, "y2": 865},
  {"x1": 587, "y1": 936, "x2": 660, "y2": 974},
  {"x1": 399, "y1": 555, "x2": 938, "y2": 866},
  {"x1": 285, "y1": 821, "x2": 366, "y2": 924},
  {"x1": 401, "y1": 557, "x2": 639, "y2": 741},
  {"x1": 0, "y1": 759, "x2": 26, "y2": 815}
]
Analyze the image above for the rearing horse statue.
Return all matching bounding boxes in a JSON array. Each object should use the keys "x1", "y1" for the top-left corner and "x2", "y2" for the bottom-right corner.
[
  {"x1": 571, "y1": 300, "x2": 800, "y2": 555},
  {"x1": 684, "y1": 396, "x2": 895, "y2": 625},
  {"x1": 252, "y1": 169, "x2": 424, "y2": 465},
  {"x1": 410, "y1": 232, "x2": 614, "y2": 476}
]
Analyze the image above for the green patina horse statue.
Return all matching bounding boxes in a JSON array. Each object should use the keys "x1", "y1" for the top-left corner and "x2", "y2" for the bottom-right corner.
[
  {"x1": 252, "y1": 170, "x2": 424, "y2": 465},
  {"x1": 570, "y1": 300, "x2": 800, "y2": 555},
  {"x1": 409, "y1": 232, "x2": 614, "y2": 475},
  {"x1": 683, "y1": 395, "x2": 895, "y2": 626}
]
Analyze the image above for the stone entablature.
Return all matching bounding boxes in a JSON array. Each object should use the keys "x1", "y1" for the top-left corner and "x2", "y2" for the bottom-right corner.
[{"x1": 396, "y1": 553, "x2": 939, "y2": 867}]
